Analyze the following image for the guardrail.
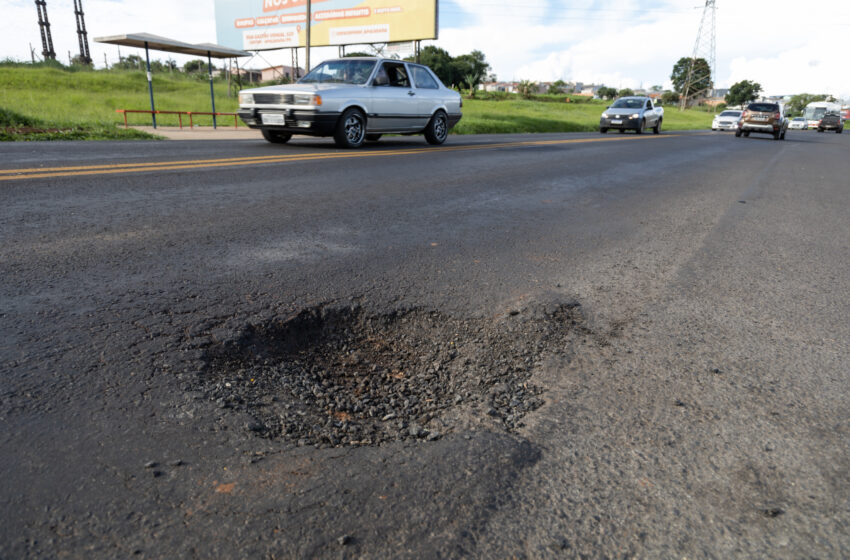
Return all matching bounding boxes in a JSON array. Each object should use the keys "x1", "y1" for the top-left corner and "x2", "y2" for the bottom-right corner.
[{"x1": 116, "y1": 109, "x2": 240, "y2": 129}]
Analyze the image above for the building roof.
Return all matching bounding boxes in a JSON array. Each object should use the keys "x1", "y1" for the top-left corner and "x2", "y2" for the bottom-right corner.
[{"x1": 94, "y1": 33, "x2": 248, "y2": 58}]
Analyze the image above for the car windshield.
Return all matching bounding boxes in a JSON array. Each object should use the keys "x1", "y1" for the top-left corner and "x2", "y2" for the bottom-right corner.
[
  {"x1": 804, "y1": 107, "x2": 827, "y2": 120},
  {"x1": 610, "y1": 98, "x2": 644, "y2": 109},
  {"x1": 748, "y1": 103, "x2": 778, "y2": 113},
  {"x1": 719, "y1": 111, "x2": 741, "y2": 117},
  {"x1": 793, "y1": 117, "x2": 805, "y2": 121},
  {"x1": 299, "y1": 60, "x2": 376, "y2": 85}
]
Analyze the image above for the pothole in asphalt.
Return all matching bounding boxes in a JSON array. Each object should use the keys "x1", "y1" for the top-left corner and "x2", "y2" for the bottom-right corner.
[{"x1": 195, "y1": 300, "x2": 584, "y2": 447}]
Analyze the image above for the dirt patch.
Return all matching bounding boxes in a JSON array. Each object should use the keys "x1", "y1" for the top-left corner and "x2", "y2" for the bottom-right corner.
[{"x1": 196, "y1": 300, "x2": 584, "y2": 447}]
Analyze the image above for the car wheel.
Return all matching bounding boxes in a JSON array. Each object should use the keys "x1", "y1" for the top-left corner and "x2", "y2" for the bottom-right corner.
[
  {"x1": 334, "y1": 108, "x2": 367, "y2": 148},
  {"x1": 780, "y1": 131, "x2": 786, "y2": 140},
  {"x1": 636, "y1": 119, "x2": 645, "y2": 134},
  {"x1": 600, "y1": 128, "x2": 608, "y2": 134},
  {"x1": 366, "y1": 134, "x2": 382, "y2": 142},
  {"x1": 743, "y1": 131, "x2": 750, "y2": 137},
  {"x1": 424, "y1": 110, "x2": 449, "y2": 145},
  {"x1": 653, "y1": 118, "x2": 662, "y2": 134},
  {"x1": 837, "y1": 128, "x2": 843, "y2": 134},
  {"x1": 817, "y1": 128, "x2": 824, "y2": 133},
  {"x1": 261, "y1": 129, "x2": 292, "y2": 144},
  {"x1": 735, "y1": 129, "x2": 742, "y2": 138}
]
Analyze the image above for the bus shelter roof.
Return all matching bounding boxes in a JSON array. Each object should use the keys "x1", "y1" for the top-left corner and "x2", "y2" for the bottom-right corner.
[{"x1": 94, "y1": 33, "x2": 249, "y2": 58}]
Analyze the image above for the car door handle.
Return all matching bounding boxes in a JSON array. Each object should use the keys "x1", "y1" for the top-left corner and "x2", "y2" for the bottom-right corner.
[{"x1": 407, "y1": 91, "x2": 416, "y2": 96}]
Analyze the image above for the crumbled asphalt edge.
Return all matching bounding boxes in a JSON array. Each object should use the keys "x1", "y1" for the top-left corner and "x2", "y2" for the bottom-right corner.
[{"x1": 195, "y1": 301, "x2": 584, "y2": 448}]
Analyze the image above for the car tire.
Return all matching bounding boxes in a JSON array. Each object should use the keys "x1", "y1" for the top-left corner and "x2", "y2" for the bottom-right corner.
[
  {"x1": 653, "y1": 118, "x2": 662, "y2": 134},
  {"x1": 261, "y1": 129, "x2": 292, "y2": 144},
  {"x1": 424, "y1": 110, "x2": 449, "y2": 145},
  {"x1": 334, "y1": 108, "x2": 367, "y2": 148},
  {"x1": 619, "y1": 129, "x2": 625, "y2": 134},
  {"x1": 636, "y1": 119, "x2": 645, "y2": 134},
  {"x1": 600, "y1": 128, "x2": 608, "y2": 134},
  {"x1": 837, "y1": 128, "x2": 843, "y2": 134},
  {"x1": 744, "y1": 131, "x2": 750, "y2": 137},
  {"x1": 817, "y1": 128, "x2": 824, "y2": 133},
  {"x1": 735, "y1": 129, "x2": 742, "y2": 138},
  {"x1": 780, "y1": 131, "x2": 786, "y2": 140},
  {"x1": 366, "y1": 134, "x2": 382, "y2": 142}
]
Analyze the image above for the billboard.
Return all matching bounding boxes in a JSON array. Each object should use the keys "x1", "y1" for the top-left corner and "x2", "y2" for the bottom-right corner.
[{"x1": 214, "y1": 0, "x2": 438, "y2": 51}]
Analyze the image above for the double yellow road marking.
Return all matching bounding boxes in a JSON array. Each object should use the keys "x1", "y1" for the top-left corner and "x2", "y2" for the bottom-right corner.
[{"x1": 0, "y1": 134, "x2": 678, "y2": 182}]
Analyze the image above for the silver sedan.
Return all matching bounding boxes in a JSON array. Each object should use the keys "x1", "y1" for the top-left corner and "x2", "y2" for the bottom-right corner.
[{"x1": 237, "y1": 57, "x2": 463, "y2": 148}]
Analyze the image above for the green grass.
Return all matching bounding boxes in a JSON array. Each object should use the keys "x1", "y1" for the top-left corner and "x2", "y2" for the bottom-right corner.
[
  {"x1": 1, "y1": 63, "x2": 715, "y2": 140},
  {"x1": 0, "y1": 63, "x2": 239, "y2": 139},
  {"x1": 454, "y1": 96, "x2": 714, "y2": 135}
]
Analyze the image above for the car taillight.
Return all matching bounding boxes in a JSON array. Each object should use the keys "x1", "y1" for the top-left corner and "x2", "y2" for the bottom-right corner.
[
  {"x1": 742, "y1": 111, "x2": 748, "y2": 119},
  {"x1": 774, "y1": 113, "x2": 780, "y2": 120}
]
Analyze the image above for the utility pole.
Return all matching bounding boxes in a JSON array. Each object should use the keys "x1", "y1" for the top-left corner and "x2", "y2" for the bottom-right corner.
[
  {"x1": 680, "y1": 0, "x2": 716, "y2": 110},
  {"x1": 73, "y1": 0, "x2": 92, "y2": 64},
  {"x1": 305, "y1": 0, "x2": 311, "y2": 73},
  {"x1": 34, "y1": 0, "x2": 56, "y2": 61}
]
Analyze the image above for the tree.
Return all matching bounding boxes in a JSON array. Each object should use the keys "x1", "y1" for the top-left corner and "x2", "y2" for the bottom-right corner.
[
  {"x1": 114, "y1": 54, "x2": 144, "y2": 70},
  {"x1": 596, "y1": 86, "x2": 618, "y2": 100},
  {"x1": 650, "y1": 84, "x2": 663, "y2": 92},
  {"x1": 451, "y1": 50, "x2": 490, "y2": 92},
  {"x1": 517, "y1": 80, "x2": 536, "y2": 99},
  {"x1": 661, "y1": 91, "x2": 680, "y2": 105},
  {"x1": 618, "y1": 88, "x2": 635, "y2": 97},
  {"x1": 344, "y1": 52, "x2": 372, "y2": 58},
  {"x1": 670, "y1": 57, "x2": 712, "y2": 96},
  {"x1": 548, "y1": 79, "x2": 567, "y2": 94},
  {"x1": 183, "y1": 59, "x2": 206, "y2": 74},
  {"x1": 725, "y1": 80, "x2": 762, "y2": 106}
]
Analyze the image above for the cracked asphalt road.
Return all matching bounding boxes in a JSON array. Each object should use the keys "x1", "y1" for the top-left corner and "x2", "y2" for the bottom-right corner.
[{"x1": 1, "y1": 131, "x2": 848, "y2": 558}]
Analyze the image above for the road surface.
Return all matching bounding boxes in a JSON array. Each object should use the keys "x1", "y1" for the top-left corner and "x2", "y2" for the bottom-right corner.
[{"x1": 1, "y1": 130, "x2": 848, "y2": 558}]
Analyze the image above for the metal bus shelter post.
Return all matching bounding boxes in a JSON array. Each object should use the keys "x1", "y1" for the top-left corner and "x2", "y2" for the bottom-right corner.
[
  {"x1": 207, "y1": 51, "x2": 217, "y2": 129},
  {"x1": 144, "y1": 41, "x2": 156, "y2": 128}
]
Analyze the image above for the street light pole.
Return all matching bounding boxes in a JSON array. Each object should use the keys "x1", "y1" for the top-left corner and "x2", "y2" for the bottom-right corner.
[{"x1": 305, "y1": 0, "x2": 311, "y2": 73}]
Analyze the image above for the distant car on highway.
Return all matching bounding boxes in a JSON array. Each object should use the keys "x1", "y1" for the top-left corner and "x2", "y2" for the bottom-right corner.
[
  {"x1": 817, "y1": 112, "x2": 844, "y2": 133},
  {"x1": 600, "y1": 96, "x2": 664, "y2": 134},
  {"x1": 735, "y1": 102, "x2": 788, "y2": 140},
  {"x1": 237, "y1": 57, "x2": 462, "y2": 148},
  {"x1": 788, "y1": 117, "x2": 808, "y2": 130},
  {"x1": 711, "y1": 110, "x2": 743, "y2": 131}
]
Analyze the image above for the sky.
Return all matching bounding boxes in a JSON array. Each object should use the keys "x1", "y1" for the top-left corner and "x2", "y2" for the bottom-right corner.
[{"x1": 3, "y1": 0, "x2": 850, "y2": 98}]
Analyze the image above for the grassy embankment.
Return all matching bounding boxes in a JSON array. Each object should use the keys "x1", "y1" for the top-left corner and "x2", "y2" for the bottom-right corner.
[{"x1": 1, "y1": 63, "x2": 714, "y2": 140}]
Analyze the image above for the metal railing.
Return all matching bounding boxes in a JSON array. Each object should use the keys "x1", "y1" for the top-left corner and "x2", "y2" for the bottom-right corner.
[{"x1": 116, "y1": 109, "x2": 240, "y2": 129}]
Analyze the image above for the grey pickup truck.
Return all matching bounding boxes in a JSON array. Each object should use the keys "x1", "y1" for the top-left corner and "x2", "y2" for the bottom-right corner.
[{"x1": 600, "y1": 96, "x2": 664, "y2": 134}]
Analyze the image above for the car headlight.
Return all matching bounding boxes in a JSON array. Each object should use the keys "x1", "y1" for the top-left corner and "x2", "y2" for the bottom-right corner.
[
  {"x1": 601, "y1": 113, "x2": 609, "y2": 119},
  {"x1": 629, "y1": 113, "x2": 640, "y2": 119},
  {"x1": 238, "y1": 92, "x2": 253, "y2": 105},
  {"x1": 294, "y1": 94, "x2": 322, "y2": 106}
]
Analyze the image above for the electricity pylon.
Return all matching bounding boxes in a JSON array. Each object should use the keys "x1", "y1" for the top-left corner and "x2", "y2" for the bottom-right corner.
[
  {"x1": 34, "y1": 0, "x2": 55, "y2": 61},
  {"x1": 74, "y1": 0, "x2": 91, "y2": 64},
  {"x1": 680, "y1": 0, "x2": 716, "y2": 109}
]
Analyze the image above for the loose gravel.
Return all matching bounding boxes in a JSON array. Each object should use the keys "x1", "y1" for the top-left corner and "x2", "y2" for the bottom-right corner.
[{"x1": 196, "y1": 301, "x2": 584, "y2": 447}]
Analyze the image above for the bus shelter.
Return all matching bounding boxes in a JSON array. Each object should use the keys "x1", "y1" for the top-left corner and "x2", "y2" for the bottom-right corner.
[{"x1": 94, "y1": 32, "x2": 248, "y2": 128}]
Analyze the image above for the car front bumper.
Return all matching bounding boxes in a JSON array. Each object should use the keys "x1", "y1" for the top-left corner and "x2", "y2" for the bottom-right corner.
[
  {"x1": 600, "y1": 117, "x2": 642, "y2": 130},
  {"x1": 712, "y1": 121, "x2": 738, "y2": 130},
  {"x1": 238, "y1": 108, "x2": 340, "y2": 136}
]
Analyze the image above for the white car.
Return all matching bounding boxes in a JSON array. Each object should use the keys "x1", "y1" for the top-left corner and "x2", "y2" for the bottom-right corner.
[
  {"x1": 237, "y1": 57, "x2": 463, "y2": 148},
  {"x1": 788, "y1": 117, "x2": 808, "y2": 130},
  {"x1": 712, "y1": 110, "x2": 743, "y2": 131}
]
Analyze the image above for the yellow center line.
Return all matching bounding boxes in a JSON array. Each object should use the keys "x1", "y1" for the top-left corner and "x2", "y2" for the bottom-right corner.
[{"x1": 0, "y1": 134, "x2": 680, "y2": 182}]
